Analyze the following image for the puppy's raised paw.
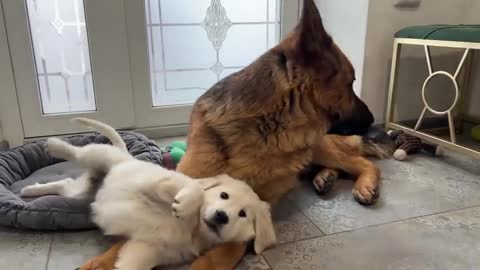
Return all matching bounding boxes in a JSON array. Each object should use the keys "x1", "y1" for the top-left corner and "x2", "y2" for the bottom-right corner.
[
  {"x1": 46, "y1": 138, "x2": 75, "y2": 160},
  {"x1": 172, "y1": 183, "x2": 203, "y2": 219}
]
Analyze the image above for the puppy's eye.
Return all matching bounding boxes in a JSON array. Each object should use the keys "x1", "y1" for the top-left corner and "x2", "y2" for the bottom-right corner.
[
  {"x1": 238, "y1": 210, "x2": 246, "y2": 218},
  {"x1": 220, "y1": 192, "x2": 229, "y2": 200}
]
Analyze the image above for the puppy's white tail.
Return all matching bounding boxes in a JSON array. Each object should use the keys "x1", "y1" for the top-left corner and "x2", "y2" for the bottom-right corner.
[{"x1": 72, "y1": 118, "x2": 127, "y2": 152}]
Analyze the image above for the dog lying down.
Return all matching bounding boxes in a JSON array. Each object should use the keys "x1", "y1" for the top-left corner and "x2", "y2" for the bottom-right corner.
[{"x1": 21, "y1": 118, "x2": 276, "y2": 270}]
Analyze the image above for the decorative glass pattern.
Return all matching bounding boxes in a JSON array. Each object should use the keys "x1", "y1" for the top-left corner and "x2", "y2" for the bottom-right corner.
[
  {"x1": 146, "y1": 0, "x2": 282, "y2": 106},
  {"x1": 26, "y1": 0, "x2": 96, "y2": 114}
]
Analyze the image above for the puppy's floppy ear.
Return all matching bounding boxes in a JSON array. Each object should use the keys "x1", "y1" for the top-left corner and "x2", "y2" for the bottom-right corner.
[
  {"x1": 197, "y1": 174, "x2": 229, "y2": 190},
  {"x1": 198, "y1": 178, "x2": 219, "y2": 190},
  {"x1": 254, "y1": 201, "x2": 276, "y2": 254}
]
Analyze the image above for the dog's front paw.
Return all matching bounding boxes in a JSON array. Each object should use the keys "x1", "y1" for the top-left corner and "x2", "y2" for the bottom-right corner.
[
  {"x1": 352, "y1": 182, "x2": 379, "y2": 205},
  {"x1": 172, "y1": 183, "x2": 203, "y2": 219},
  {"x1": 312, "y1": 169, "x2": 337, "y2": 195}
]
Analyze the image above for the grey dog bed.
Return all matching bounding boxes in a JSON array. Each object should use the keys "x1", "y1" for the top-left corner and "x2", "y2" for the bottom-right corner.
[{"x1": 0, "y1": 132, "x2": 164, "y2": 230}]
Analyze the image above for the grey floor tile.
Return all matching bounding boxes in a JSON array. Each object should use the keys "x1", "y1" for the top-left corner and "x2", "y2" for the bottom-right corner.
[
  {"x1": 290, "y1": 154, "x2": 480, "y2": 234},
  {"x1": 0, "y1": 228, "x2": 52, "y2": 270},
  {"x1": 46, "y1": 230, "x2": 116, "y2": 270},
  {"x1": 44, "y1": 231, "x2": 263, "y2": 270},
  {"x1": 236, "y1": 254, "x2": 271, "y2": 270},
  {"x1": 273, "y1": 198, "x2": 324, "y2": 244},
  {"x1": 264, "y1": 206, "x2": 480, "y2": 270},
  {"x1": 164, "y1": 254, "x2": 272, "y2": 270}
]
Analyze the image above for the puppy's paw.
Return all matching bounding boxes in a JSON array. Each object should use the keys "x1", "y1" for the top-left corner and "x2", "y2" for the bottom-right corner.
[
  {"x1": 352, "y1": 183, "x2": 379, "y2": 205},
  {"x1": 46, "y1": 138, "x2": 72, "y2": 159},
  {"x1": 172, "y1": 183, "x2": 203, "y2": 219},
  {"x1": 312, "y1": 170, "x2": 337, "y2": 195},
  {"x1": 20, "y1": 183, "x2": 43, "y2": 197}
]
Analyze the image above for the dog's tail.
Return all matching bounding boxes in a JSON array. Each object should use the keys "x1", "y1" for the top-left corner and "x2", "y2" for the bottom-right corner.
[{"x1": 72, "y1": 118, "x2": 127, "y2": 152}]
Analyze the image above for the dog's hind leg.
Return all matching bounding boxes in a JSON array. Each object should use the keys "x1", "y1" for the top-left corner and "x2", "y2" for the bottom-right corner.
[
  {"x1": 79, "y1": 241, "x2": 126, "y2": 270},
  {"x1": 191, "y1": 242, "x2": 248, "y2": 270},
  {"x1": 114, "y1": 241, "x2": 159, "y2": 270},
  {"x1": 47, "y1": 138, "x2": 131, "y2": 172},
  {"x1": 47, "y1": 138, "x2": 77, "y2": 161},
  {"x1": 21, "y1": 173, "x2": 95, "y2": 199},
  {"x1": 21, "y1": 178, "x2": 76, "y2": 197}
]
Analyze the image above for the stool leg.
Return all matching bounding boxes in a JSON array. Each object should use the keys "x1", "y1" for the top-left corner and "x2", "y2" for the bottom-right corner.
[
  {"x1": 448, "y1": 48, "x2": 471, "y2": 144},
  {"x1": 458, "y1": 50, "x2": 475, "y2": 127},
  {"x1": 424, "y1": 45, "x2": 433, "y2": 75},
  {"x1": 448, "y1": 111, "x2": 457, "y2": 144},
  {"x1": 414, "y1": 107, "x2": 428, "y2": 131},
  {"x1": 385, "y1": 40, "x2": 402, "y2": 129},
  {"x1": 414, "y1": 45, "x2": 434, "y2": 132}
]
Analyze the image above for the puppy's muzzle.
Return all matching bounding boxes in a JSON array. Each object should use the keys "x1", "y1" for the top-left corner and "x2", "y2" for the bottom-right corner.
[
  {"x1": 204, "y1": 210, "x2": 229, "y2": 235},
  {"x1": 213, "y1": 210, "x2": 229, "y2": 225}
]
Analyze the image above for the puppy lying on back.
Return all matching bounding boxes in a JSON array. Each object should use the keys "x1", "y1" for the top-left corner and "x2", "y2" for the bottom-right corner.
[{"x1": 21, "y1": 118, "x2": 276, "y2": 270}]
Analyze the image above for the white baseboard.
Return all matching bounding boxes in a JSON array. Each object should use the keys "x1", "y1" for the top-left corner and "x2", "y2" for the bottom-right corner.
[
  {"x1": 0, "y1": 140, "x2": 9, "y2": 151},
  {"x1": 133, "y1": 124, "x2": 188, "y2": 139}
]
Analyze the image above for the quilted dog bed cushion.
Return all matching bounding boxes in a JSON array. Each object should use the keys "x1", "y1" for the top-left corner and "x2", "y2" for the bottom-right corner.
[{"x1": 0, "y1": 132, "x2": 164, "y2": 230}]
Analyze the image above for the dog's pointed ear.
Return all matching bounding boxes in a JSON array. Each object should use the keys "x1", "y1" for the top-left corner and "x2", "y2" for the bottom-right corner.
[
  {"x1": 254, "y1": 201, "x2": 277, "y2": 254},
  {"x1": 292, "y1": 0, "x2": 333, "y2": 64}
]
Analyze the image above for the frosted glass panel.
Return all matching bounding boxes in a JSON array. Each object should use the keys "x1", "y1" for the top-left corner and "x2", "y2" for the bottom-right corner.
[
  {"x1": 221, "y1": 0, "x2": 267, "y2": 23},
  {"x1": 166, "y1": 70, "x2": 217, "y2": 90},
  {"x1": 146, "y1": 0, "x2": 283, "y2": 106},
  {"x1": 163, "y1": 26, "x2": 216, "y2": 69},
  {"x1": 160, "y1": 0, "x2": 211, "y2": 24},
  {"x1": 220, "y1": 25, "x2": 267, "y2": 67},
  {"x1": 26, "y1": 0, "x2": 95, "y2": 114}
]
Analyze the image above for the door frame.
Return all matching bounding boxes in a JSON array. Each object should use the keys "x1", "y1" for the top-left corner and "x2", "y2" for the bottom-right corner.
[{"x1": 0, "y1": 1, "x2": 24, "y2": 147}]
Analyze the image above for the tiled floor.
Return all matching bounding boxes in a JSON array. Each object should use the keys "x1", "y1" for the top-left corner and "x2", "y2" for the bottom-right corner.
[{"x1": 1, "y1": 137, "x2": 479, "y2": 270}]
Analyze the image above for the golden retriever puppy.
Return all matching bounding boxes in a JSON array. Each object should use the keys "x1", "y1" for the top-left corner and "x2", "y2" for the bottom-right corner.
[{"x1": 21, "y1": 118, "x2": 276, "y2": 270}]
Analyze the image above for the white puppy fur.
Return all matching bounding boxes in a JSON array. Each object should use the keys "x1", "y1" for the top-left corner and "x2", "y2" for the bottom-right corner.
[{"x1": 21, "y1": 118, "x2": 276, "y2": 270}]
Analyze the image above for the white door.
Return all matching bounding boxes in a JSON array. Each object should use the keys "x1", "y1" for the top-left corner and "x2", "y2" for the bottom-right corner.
[
  {"x1": 126, "y1": 0, "x2": 300, "y2": 128},
  {"x1": 1, "y1": 0, "x2": 299, "y2": 140},
  {"x1": 2, "y1": 0, "x2": 135, "y2": 137}
]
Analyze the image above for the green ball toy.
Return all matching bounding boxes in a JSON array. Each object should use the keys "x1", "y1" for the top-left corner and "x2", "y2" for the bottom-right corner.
[
  {"x1": 472, "y1": 125, "x2": 480, "y2": 141},
  {"x1": 169, "y1": 147, "x2": 185, "y2": 164},
  {"x1": 170, "y1": 141, "x2": 187, "y2": 152}
]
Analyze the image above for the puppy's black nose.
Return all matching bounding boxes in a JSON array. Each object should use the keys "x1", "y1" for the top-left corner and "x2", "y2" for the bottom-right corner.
[{"x1": 214, "y1": 210, "x2": 229, "y2": 225}]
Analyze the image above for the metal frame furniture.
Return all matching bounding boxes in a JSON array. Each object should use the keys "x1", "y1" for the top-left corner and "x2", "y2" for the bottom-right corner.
[{"x1": 385, "y1": 25, "x2": 480, "y2": 159}]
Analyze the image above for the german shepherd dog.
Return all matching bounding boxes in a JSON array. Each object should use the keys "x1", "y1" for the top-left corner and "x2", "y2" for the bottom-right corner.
[{"x1": 80, "y1": 1, "x2": 388, "y2": 269}]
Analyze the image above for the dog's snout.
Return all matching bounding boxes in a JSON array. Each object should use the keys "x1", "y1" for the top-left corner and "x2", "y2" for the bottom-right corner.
[
  {"x1": 329, "y1": 94, "x2": 374, "y2": 135},
  {"x1": 213, "y1": 210, "x2": 229, "y2": 225}
]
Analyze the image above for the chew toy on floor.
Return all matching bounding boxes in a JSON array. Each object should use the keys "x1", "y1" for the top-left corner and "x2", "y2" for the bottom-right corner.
[
  {"x1": 162, "y1": 141, "x2": 186, "y2": 170},
  {"x1": 472, "y1": 125, "x2": 480, "y2": 141},
  {"x1": 387, "y1": 130, "x2": 444, "y2": 161}
]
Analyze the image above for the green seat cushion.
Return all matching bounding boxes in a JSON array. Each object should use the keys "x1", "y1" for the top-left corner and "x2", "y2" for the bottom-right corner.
[{"x1": 395, "y1": 25, "x2": 480, "y2": 43}]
